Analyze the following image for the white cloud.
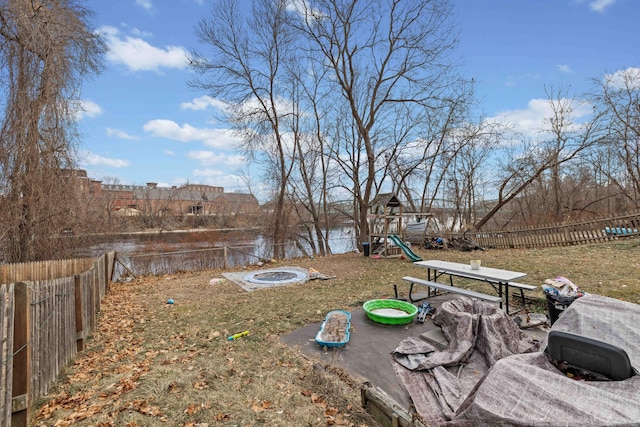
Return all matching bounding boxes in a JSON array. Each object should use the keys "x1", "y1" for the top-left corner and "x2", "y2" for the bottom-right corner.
[
  {"x1": 106, "y1": 127, "x2": 139, "y2": 140},
  {"x1": 193, "y1": 170, "x2": 248, "y2": 191},
  {"x1": 286, "y1": 0, "x2": 323, "y2": 22},
  {"x1": 186, "y1": 150, "x2": 246, "y2": 167},
  {"x1": 99, "y1": 25, "x2": 188, "y2": 72},
  {"x1": 82, "y1": 152, "x2": 130, "y2": 168},
  {"x1": 142, "y1": 119, "x2": 242, "y2": 148},
  {"x1": 180, "y1": 95, "x2": 229, "y2": 111},
  {"x1": 225, "y1": 154, "x2": 246, "y2": 167},
  {"x1": 239, "y1": 95, "x2": 297, "y2": 119},
  {"x1": 136, "y1": 0, "x2": 153, "y2": 11},
  {"x1": 74, "y1": 100, "x2": 102, "y2": 120},
  {"x1": 186, "y1": 151, "x2": 227, "y2": 166},
  {"x1": 557, "y1": 64, "x2": 573, "y2": 74},
  {"x1": 605, "y1": 67, "x2": 640, "y2": 90},
  {"x1": 129, "y1": 27, "x2": 153, "y2": 38},
  {"x1": 164, "y1": 149, "x2": 176, "y2": 156},
  {"x1": 488, "y1": 98, "x2": 592, "y2": 137},
  {"x1": 589, "y1": 0, "x2": 616, "y2": 13},
  {"x1": 192, "y1": 168, "x2": 225, "y2": 177}
]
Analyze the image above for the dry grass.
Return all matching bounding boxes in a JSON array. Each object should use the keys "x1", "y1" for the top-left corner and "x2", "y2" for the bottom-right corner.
[{"x1": 32, "y1": 239, "x2": 640, "y2": 426}]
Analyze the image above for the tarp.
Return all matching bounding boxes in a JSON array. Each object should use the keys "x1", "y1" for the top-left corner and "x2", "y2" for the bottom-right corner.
[{"x1": 392, "y1": 294, "x2": 640, "y2": 426}]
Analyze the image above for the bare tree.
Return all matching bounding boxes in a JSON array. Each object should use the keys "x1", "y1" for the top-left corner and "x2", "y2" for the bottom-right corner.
[
  {"x1": 0, "y1": 0, "x2": 105, "y2": 262},
  {"x1": 284, "y1": 59, "x2": 336, "y2": 256},
  {"x1": 386, "y1": 88, "x2": 484, "y2": 223},
  {"x1": 440, "y1": 119, "x2": 501, "y2": 230},
  {"x1": 475, "y1": 88, "x2": 606, "y2": 229},
  {"x1": 297, "y1": 0, "x2": 463, "y2": 246},
  {"x1": 189, "y1": 0, "x2": 297, "y2": 258},
  {"x1": 590, "y1": 68, "x2": 640, "y2": 208}
]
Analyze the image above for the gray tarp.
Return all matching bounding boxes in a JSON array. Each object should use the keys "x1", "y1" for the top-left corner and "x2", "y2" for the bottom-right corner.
[{"x1": 392, "y1": 294, "x2": 640, "y2": 426}]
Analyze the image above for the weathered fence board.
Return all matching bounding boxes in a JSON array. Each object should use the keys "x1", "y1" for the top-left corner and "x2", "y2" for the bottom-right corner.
[
  {"x1": 455, "y1": 213, "x2": 640, "y2": 249},
  {"x1": 12, "y1": 282, "x2": 30, "y2": 426},
  {"x1": 0, "y1": 258, "x2": 95, "y2": 286},
  {"x1": 1, "y1": 283, "x2": 15, "y2": 427},
  {"x1": 28, "y1": 277, "x2": 77, "y2": 399},
  {"x1": 113, "y1": 241, "x2": 299, "y2": 280},
  {"x1": 0, "y1": 252, "x2": 115, "y2": 426}
]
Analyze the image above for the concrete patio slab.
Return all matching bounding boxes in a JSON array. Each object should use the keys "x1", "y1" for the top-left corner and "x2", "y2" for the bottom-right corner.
[
  {"x1": 280, "y1": 293, "x2": 455, "y2": 408},
  {"x1": 281, "y1": 292, "x2": 550, "y2": 412}
]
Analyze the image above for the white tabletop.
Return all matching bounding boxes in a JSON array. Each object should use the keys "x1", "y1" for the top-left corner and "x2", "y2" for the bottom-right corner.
[{"x1": 414, "y1": 260, "x2": 527, "y2": 282}]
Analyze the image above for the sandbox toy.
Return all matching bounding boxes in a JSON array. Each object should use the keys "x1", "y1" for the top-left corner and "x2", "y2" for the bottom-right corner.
[{"x1": 315, "y1": 310, "x2": 351, "y2": 348}]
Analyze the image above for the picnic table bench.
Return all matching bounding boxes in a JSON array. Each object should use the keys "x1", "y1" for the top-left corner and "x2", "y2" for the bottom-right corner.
[
  {"x1": 401, "y1": 276, "x2": 502, "y2": 304},
  {"x1": 443, "y1": 270, "x2": 537, "y2": 309},
  {"x1": 408, "y1": 260, "x2": 537, "y2": 314}
]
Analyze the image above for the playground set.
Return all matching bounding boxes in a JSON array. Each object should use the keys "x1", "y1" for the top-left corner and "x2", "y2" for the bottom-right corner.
[{"x1": 366, "y1": 193, "x2": 426, "y2": 262}]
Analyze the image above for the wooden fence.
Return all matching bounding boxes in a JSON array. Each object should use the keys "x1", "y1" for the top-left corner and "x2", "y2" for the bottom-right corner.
[
  {"x1": 0, "y1": 252, "x2": 115, "y2": 426},
  {"x1": 113, "y1": 241, "x2": 301, "y2": 281},
  {"x1": 456, "y1": 213, "x2": 640, "y2": 249}
]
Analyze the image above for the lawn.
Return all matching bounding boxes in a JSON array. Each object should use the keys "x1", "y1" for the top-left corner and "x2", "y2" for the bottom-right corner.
[{"x1": 31, "y1": 240, "x2": 640, "y2": 426}]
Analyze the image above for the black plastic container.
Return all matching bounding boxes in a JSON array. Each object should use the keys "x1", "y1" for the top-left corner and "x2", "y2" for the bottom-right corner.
[
  {"x1": 546, "y1": 295, "x2": 577, "y2": 325},
  {"x1": 362, "y1": 242, "x2": 370, "y2": 257}
]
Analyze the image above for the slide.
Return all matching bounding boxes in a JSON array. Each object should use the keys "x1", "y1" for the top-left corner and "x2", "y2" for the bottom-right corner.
[{"x1": 389, "y1": 235, "x2": 422, "y2": 262}]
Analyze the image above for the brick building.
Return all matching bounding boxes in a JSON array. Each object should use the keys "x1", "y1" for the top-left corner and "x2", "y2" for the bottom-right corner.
[{"x1": 71, "y1": 170, "x2": 259, "y2": 217}]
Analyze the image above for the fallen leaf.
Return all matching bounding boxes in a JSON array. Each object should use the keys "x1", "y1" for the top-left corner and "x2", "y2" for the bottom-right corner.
[
  {"x1": 184, "y1": 403, "x2": 199, "y2": 415},
  {"x1": 325, "y1": 407, "x2": 339, "y2": 416},
  {"x1": 214, "y1": 413, "x2": 230, "y2": 421},
  {"x1": 168, "y1": 381, "x2": 181, "y2": 394},
  {"x1": 128, "y1": 399, "x2": 163, "y2": 416},
  {"x1": 193, "y1": 381, "x2": 208, "y2": 390}
]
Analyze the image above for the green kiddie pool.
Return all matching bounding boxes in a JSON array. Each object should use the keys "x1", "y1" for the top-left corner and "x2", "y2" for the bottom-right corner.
[{"x1": 363, "y1": 299, "x2": 418, "y2": 325}]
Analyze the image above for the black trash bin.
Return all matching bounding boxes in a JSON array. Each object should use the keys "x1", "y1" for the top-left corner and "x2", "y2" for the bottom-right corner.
[
  {"x1": 362, "y1": 242, "x2": 370, "y2": 257},
  {"x1": 546, "y1": 294, "x2": 580, "y2": 325}
]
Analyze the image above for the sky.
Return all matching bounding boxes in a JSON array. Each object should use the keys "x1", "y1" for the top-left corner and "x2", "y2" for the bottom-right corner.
[{"x1": 76, "y1": 0, "x2": 640, "y2": 194}]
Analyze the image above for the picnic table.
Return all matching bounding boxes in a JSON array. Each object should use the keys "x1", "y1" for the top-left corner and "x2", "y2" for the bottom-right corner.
[{"x1": 402, "y1": 260, "x2": 536, "y2": 314}]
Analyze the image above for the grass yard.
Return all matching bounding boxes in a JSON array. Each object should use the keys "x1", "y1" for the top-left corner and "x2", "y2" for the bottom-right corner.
[{"x1": 31, "y1": 239, "x2": 640, "y2": 426}]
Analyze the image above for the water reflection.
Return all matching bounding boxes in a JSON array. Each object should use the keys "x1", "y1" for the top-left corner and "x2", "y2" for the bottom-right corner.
[
  {"x1": 75, "y1": 227, "x2": 357, "y2": 280},
  {"x1": 75, "y1": 229, "x2": 257, "y2": 256},
  {"x1": 77, "y1": 227, "x2": 356, "y2": 256}
]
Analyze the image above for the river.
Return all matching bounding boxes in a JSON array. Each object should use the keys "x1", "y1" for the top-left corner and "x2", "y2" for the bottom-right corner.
[{"x1": 74, "y1": 226, "x2": 358, "y2": 260}]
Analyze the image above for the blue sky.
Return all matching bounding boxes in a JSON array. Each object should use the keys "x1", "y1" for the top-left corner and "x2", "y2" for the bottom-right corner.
[{"x1": 77, "y1": 0, "x2": 639, "y2": 192}]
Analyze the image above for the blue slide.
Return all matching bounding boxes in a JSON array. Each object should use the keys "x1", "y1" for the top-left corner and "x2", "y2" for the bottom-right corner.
[{"x1": 389, "y1": 235, "x2": 422, "y2": 262}]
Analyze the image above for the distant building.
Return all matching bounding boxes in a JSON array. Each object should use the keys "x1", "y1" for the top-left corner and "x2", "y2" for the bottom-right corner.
[{"x1": 70, "y1": 170, "x2": 259, "y2": 216}]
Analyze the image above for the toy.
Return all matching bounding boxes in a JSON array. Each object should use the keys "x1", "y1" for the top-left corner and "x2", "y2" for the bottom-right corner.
[
  {"x1": 315, "y1": 310, "x2": 351, "y2": 347},
  {"x1": 228, "y1": 331, "x2": 249, "y2": 341},
  {"x1": 416, "y1": 302, "x2": 433, "y2": 323}
]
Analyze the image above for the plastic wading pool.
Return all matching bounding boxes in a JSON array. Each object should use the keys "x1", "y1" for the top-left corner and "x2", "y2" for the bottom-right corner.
[
  {"x1": 315, "y1": 310, "x2": 351, "y2": 347},
  {"x1": 363, "y1": 299, "x2": 418, "y2": 325}
]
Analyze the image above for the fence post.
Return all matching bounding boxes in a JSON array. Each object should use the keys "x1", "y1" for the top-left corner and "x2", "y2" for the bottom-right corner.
[
  {"x1": 88, "y1": 272, "x2": 96, "y2": 333},
  {"x1": 74, "y1": 275, "x2": 84, "y2": 352},
  {"x1": 93, "y1": 268, "x2": 100, "y2": 314},
  {"x1": 223, "y1": 246, "x2": 228, "y2": 269},
  {"x1": 12, "y1": 282, "x2": 31, "y2": 427},
  {"x1": 103, "y1": 253, "x2": 110, "y2": 292}
]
